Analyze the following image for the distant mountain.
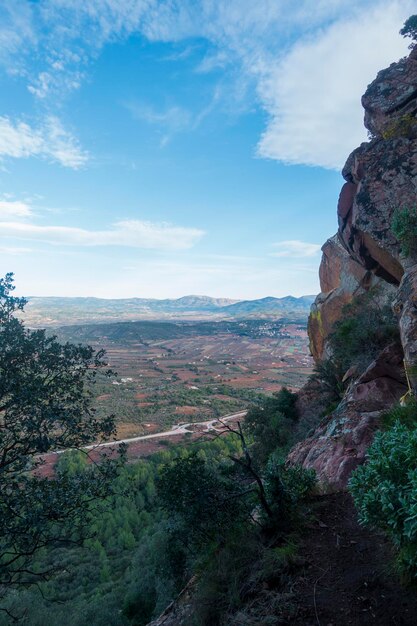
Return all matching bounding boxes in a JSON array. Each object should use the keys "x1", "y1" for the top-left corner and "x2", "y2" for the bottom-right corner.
[
  {"x1": 219, "y1": 296, "x2": 316, "y2": 316},
  {"x1": 22, "y1": 294, "x2": 316, "y2": 327}
]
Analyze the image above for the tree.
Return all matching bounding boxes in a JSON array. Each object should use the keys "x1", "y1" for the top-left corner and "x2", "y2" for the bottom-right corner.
[
  {"x1": 0, "y1": 273, "x2": 122, "y2": 598},
  {"x1": 244, "y1": 388, "x2": 298, "y2": 467},
  {"x1": 400, "y1": 15, "x2": 417, "y2": 48}
]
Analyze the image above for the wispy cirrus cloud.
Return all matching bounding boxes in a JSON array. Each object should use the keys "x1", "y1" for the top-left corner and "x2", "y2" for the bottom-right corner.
[
  {"x1": 0, "y1": 115, "x2": 88, "y2": 168},
  {"x1": 0, "y1": 0, "x2": 414, "y2": 170},
  {"x1": 270, "y1": 240, "x2": 321, "y2": 258},
  {"x1": 0, "y1": 200, "x2": 32, "y2": 220},
  {"x1": 0, "y1": 218, "x2": 204, "y2": 250},
  {"x1": 126, "y1": 85, "x2": 221, "y2": 145}
]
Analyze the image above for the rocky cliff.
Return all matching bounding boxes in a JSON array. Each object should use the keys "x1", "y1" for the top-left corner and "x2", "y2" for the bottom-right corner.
[{"x1": 289, "y1": 47, "x2": 417, "y2": 490}]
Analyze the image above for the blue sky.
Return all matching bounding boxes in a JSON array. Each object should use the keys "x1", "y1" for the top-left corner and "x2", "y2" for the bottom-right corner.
[{"x1": 0, "y1": 0, "x2": 413, "y2": 299}]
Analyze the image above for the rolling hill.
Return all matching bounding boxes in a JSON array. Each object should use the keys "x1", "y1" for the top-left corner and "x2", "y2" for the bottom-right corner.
[{"x1": 22, "y1": 294, "x2": 316, "y2": 327}]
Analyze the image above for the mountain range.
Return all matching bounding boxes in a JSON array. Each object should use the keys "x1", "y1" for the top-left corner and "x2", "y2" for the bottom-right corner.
[{"x1": 22, "y1": 294, "x2": 316, "y2": 327}]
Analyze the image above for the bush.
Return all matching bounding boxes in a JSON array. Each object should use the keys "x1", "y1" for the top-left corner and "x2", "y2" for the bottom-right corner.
[
  {"x1": 244, "y1": 388, "x2": 298, "y2": 467},
  {"x1": 380, "y1": 400, "x2": 417, "y2": 431},
  {"x1": 392, "y1": 206, "x2": 417, "y2": 258},
  {"x1": 310, "y1": 358, "x2": 346, "y2": 402},
  {"x1": 349, "y1": 422, "x2": 417, "y2": 580},
  {"x1": 190, "y1": 526, "x2": 299, "y2": 626},
  {"x1": 327, "y1": 290, "x2": 399, "y2": 375},
  {"x1": 264, "y1": 459, "x2": 316, "y2": 530}
]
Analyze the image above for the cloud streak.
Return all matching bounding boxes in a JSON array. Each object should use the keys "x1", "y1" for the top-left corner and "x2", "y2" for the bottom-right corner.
[
  {"x1": 0, "y1": 200, "x2": 32, "y2": 220},
  {"x1": 271, "y1": 240, "x2": 321, "y2": 258},
  {"x1": 0, "y1": 116, "x2": 88, "y2": 168},
  {"x1": 0, "y1": 218, "x2": 204, "y2": 250}
]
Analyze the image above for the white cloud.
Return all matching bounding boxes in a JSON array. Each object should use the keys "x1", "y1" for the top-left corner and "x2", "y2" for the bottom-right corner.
[
  {"x1": 0, "y1": 116, "x2": 88, "y2": 168},
  {"x1": 1, "y1": 0, "x2": 414, "y2": 171},
  {"x1": 0, "y1": 200, "x2": 32, "y2": 220},
  {"x1": 271, "y1": 240, "x2": 321, "y2": 258},
  {"x1": 256, "y1": 1, "x2": 413, "y2": 169},
  {"x1": 0, "y1": 219, "x2": 204, "y2": 250}
]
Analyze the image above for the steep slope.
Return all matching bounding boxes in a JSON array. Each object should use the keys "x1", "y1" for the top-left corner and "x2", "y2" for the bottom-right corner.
[{"x1": 289, "y1": 46, "x2": 417, "y2": 490}]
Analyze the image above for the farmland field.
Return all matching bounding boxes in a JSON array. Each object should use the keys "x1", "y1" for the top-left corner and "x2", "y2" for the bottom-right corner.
[{"x1": 56, "y1": 318, "x2": 313, "y2": 438}]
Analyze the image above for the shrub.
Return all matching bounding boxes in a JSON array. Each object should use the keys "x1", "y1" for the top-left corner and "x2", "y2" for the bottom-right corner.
[
  {"x1": 327, "y1": 290, "x2": 399, "y2": 375},
  {"x1": 190, "y1": 526, "x2": 299, "y2": 626},
  {"x1": 310, "y1": 358, "x2": 346, "y2": 401},
  {"x1": 264, "y1": 459, "x2": 316, "y2": 530},
  {"x1": 392, "y1": 206, "x2": 417, "y2": 258},
  {"x1": 244, "y1": 388, "x2": 298, "y2": 467},
  {"x1": 349, "y1": 423, "x2": 417, "y2": 580},
  {"x1": 380, "y1": 400, "x2": 417, "y2": 430}
]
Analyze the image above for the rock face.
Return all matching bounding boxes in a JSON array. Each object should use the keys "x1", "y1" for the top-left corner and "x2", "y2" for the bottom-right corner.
[
  {"x1": 308, "y1": 235, "x2": 390, "y2": 361},
  {"x1": 290, "y1": 47, "x2": 417, "y2": 490},
  {"x1": 288, "y1": 343, "x2": 407, "y2": 491}
]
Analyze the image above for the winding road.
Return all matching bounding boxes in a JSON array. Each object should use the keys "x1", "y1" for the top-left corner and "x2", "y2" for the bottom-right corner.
[{"x1": 54, "y1": 410, "x2": 248, "y2": 455}]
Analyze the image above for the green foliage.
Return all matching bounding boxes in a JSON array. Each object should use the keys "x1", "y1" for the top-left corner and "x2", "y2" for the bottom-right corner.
[
  {"x1": 190, "y1": 526, "x2": 299, "y2": 626},
  {"x1": 327, "y1": 290, "x2": 399, "y2": 375},
  {"x1": 400, "y1": 15, "x2": 417, "y2": 48},
  {"x1": 349, "y1": 423, "x2": 417, "y2": 580},
  {"x1": 158, "y1": 452, "x2": 246, "y2": 548},
  {"x1": 0, "y1": 273, "x2": 121, "y2": 594},
  {"x1": 244, "y1": 388, "x2": 298, "y2": 467},
  {"x1": 310, "y1": 358, "x2": 345, "y2": 401},
  {"x1": 380, "y1": 400, "x2": 417, "y2": 430},
  {"x1": 264, "y1": 458, "x2": 316, "y2": 529},
  {"x1": 392, "y1": 206, "x2": 417, "y2": 258}
]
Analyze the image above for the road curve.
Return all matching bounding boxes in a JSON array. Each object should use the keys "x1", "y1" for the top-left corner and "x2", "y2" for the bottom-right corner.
[{"x1": 54, "y1": 410, "x2": 248, "y2": 455}]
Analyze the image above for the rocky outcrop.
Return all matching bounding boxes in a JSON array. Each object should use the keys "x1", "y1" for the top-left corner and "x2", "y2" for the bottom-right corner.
[
  {"x1": 290, "y1": 46, "x2": 417, "y2": 490},
  {"x1": 288, "y1": 343, "x2": 407, "y2": 491},
  {"x1": 309, "y1": 235, "x2": 390, "y2": 360}
]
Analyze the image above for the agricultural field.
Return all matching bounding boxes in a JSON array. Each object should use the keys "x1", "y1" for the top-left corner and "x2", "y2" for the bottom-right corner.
[{"x1": 56, "y1": 319, "x2": 313, "y2": 438}]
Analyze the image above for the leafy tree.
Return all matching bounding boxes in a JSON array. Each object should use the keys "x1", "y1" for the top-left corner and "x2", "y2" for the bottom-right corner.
[
  {"x1": 244, "y1": 388, "x2": 298, "y2": 467},
  {"x1": 158, "y1": 452, "x2": 247, "y2": 548},
  {"x1": 400, "y1": 15, "x2": 417, "y2": 48},
  {"x1": 0, "y1": 273, "x2": 122, "y2": 597}
]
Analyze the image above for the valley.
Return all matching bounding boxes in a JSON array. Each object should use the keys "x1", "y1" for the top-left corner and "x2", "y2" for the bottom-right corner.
[{"x1": 54, "y1": 318, "x2": 313, "y2": 439}]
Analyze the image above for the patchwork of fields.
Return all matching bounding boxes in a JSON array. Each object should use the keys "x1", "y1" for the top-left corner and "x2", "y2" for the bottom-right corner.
[{"x1": 56, "y1": 319, "x2": 313, "y2": 438}]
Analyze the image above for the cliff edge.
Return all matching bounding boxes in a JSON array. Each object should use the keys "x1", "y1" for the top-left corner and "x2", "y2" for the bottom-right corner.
[{"x1": 289, "y1": 46, "x2": 417, "y2": 490}]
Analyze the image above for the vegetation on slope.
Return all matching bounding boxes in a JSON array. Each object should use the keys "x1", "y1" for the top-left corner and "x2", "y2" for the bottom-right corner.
[
  {"x1": 0, "y1": 384, "x2": 315, "y2": 625},
  {"x1": 349, "y1": 403, "x2": 417, "y2": 581}
]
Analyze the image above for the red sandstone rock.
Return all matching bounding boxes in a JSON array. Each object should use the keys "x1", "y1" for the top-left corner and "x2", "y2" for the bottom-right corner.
[
  {"x1": 337, "y1": 182, "x2": 357, "y2": 222},
  {"x1": 309, "y1": 235, "x2": 392, "y2": 361},
  {"x1": 288, "y1": 343, "x2": 406, "y2": 490},
  {"x1": 294, "y1": 47, "x2": 417, "y2": 490}
]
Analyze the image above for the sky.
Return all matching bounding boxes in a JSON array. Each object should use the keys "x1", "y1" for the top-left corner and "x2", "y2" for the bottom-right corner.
[{"x1": 0, "y1": 0, "x2": 414, "y2": 299}]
